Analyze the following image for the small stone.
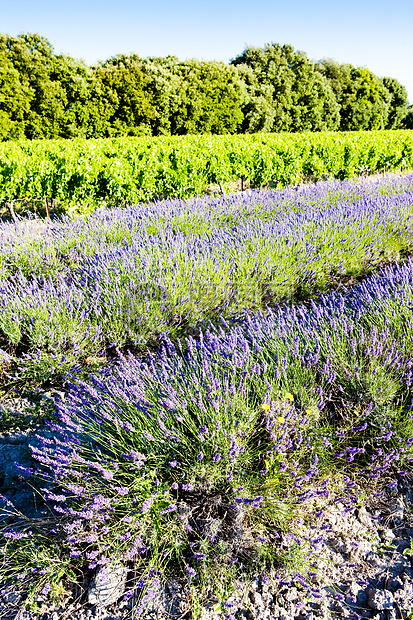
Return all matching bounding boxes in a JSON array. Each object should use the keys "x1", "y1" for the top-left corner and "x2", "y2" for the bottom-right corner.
[
  {"x1": 387, "y1": 576, "x2": 403, "y2": 592},
  {"x1": 365, "y1": 551, "x2": 381, "y2": 566},
  {"x1": 367, "y1": 588, "x2": 394, "y2": 610},
  {"x1": 250, "y1": 577, "x2": 260, "y2": 591},
  {"x1": 5, "y1": 432, "x2": 29, "y2": 445},
  {"x1": 389, "y1": 498, "x2": 404, "y2": 523},
  {"x1": 357, "y1": 590, "x2": 368, "y2": 606},
  {"x1": 248, "y1": 590, "x2": 263, "y2": 608},
  {"x1": 393, "y1": 555, "x2": 412, "y2": 572},
  {"x1": 394, "y1": 584, "x2": 413, "y2": 610},
  {"x1": 88, "y1": 565, "x2": 127, "y2": 607},
  {"x1": 1, "y1": 591, "x2": 21, "y2": 605},
  {"x1": 284, "y1": 587, "x2": 299, "y2": 602},
  {"x1": 380, "y1": 528, "x2": 395, "y2": 542},
  {"x1": 357, "y1": 506, "x2": 373, "y2": 529},
  {"x1": 402, "y1": 580, "x2": 413, "y2": 594},
  {"x1": 358, "y1": 539, "x2": 373, "y2": 559}
]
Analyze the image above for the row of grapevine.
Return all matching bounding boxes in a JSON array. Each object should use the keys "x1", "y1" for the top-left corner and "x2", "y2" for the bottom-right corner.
[{"x1": 0, "y1": 130, "x2": 412, "y2": 213}]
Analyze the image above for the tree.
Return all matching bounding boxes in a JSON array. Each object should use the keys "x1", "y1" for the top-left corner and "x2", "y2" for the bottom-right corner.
[
  {"x1": 316, "y1": 60, "x2": 391, "y2": 131},
  {"x1": 139, "y1": 56, "x2": 183, "y2": 136},
  {"x1": 48, "y1": 54, "x2": 100, "y2": 138},
  {"x1": 401, "y1": 105, "x2": 413, "y2": 129},
  {"x1": 231, "y1": 43, "x2": 340, "y2": 133},
  {"x1": 231, "y1": 44, "x2": 294, "y2": 132},
  {"x1": 0, "y1": 49, "x2": 31, "y2": 140},
  {"x1": 289, "y1": 58, "x2": 340, "y2": 132},
  {"x1": 92, "y1": 55, "x2": 156, "y2": 136},
  {"x1": 230, "y1": 63, "x2": 276, "y2": 133},
  {"x1": 381, "y1": 76, "x2": 409, "y2": 129},
  {"x1": 169, "y1": 60, "x2": 246, "y2": 135},
  {"x1": 0, "y1": 31, "x2": 410, "y2": 140},
  {"x1": 0, "y1": 33, "x2": 66, "y2": 138}
]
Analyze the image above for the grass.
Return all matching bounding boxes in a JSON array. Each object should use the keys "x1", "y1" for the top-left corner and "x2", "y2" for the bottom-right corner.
[{"x1": 1, "y1": 172, "x2": 413, "y2": 618}]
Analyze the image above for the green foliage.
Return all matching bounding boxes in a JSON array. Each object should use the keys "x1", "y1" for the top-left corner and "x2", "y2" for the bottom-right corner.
[
  {"x1": 0, "y1": 33, "x2": 64, "y2": 139},
  {"x1": 230, "y1": 43, "x2": 340, "y2": 132},
  {"x1": 0, "y1": 131, "x2": 412, "y2": 212},
  {"x1": 139, "y1": 56, "x2": 183, "y2": 136},
  {"x1": 0, "y1": 49, "x2": 31, "y2": 140},
  {"x1": 402, "y1": 105, "x2": 413, "y2": 130},
  {"x1": 93, "y1": 55, "x2": 155, "y2": 137},
  {"x1": 0, "y1": 32, "x2": 409, "y2": 141},
  {"x1": 316, "y1": 60, "x2": 391, "y2": 131},
  {"x1": 381, "y1": 76, "x2": 409, "y2": 129},
  {"x1": 0, "y1": 33, "x2": 108, "y2": 141},
  {"x1": 169, "y1": 59, "x2": 246, "y2": 135}
]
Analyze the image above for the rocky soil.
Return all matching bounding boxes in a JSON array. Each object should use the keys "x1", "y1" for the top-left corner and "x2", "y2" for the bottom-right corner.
[{"x1": 1, "y1": 393, "x2": 413, "y2": 620}]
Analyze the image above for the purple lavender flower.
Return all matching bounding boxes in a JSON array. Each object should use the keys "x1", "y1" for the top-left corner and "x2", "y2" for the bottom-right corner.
[
  {"x1": 186, "y1": 565, "x2": 197, "y2": 579},
  {"x1": 140, "y1": 498, "x2": 154, "y2": 513},
  {"x1": 114, "y1": 486, "x2": 130, "y2": 496},
  {"x1": 3, "y1": 529, "x2": 32, "y2": 540},
  {"x1": 84, "y1": 534, "x2": 98, "y2": 542},
  {"x1": 40, "y1": 583, "x2": 51, "y2": 596},
  {"x1": 160, "y1": 504, "x2": 177, "y2": 515},
  {"x1": 182, "y1": 483, "x2": 194, "y2": 491}
]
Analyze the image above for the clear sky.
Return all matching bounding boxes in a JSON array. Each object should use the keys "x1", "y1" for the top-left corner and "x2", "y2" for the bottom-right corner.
[{"x1": 2, "y1": 0, "x2": 412, "y2": 104}]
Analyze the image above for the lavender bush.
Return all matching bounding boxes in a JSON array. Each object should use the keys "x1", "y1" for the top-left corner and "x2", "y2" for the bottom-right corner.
[
  {"x1": 0, "y1": 173, "x2": 413, "y2": 390},
  {"x1": 2, "y1": 250, "x2": 413, "y2": 615}
]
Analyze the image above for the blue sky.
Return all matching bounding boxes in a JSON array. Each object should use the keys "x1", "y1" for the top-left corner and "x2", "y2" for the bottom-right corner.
[{"x1": 2, "y1": 0, "x2": 412, "y2": 104}]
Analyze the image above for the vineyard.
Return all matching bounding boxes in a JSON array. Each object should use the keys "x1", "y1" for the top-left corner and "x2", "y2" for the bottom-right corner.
[{"x1": 1, "y1": 130, "x2": 413, "y2": 215}]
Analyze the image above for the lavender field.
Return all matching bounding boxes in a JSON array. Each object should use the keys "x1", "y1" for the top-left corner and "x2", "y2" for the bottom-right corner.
[
  {"x1": 2, "y1": 172, "x2": 413, "y2": 618},
  {"x1": 0, "y1": 173, "x2": 413, "y2": 388}
]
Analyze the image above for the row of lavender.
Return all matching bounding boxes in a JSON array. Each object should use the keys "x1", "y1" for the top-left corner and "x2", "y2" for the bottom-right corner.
[
  {"x1": 0, "y1": 173, "x2": 413, "y2": 389},
  {"x1": 2, "y1": 248, "x2": 413, "y2": 614}
]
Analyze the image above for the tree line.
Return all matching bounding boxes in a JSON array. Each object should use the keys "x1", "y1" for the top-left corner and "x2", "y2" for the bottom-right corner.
[{"x1": 0, "y1": 32, "x2": 411, "y2": 141}]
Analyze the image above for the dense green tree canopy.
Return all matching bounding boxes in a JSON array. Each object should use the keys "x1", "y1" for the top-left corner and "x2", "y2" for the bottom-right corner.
[
  {"x1": 403, "y1": 106, "x2": 413, "y2": 129},
  {"x1": 0, "y1": 32, "x2": 410, "y2": 140},
  {"x1": 382, "y1": 76, "x2": 409, "y2": 129},
  {"x1": 230, "y1": 44, "x2": 340, "y2": 132},
  {"x1": 139, "y1": 56, "x2": 182, "y2": 136},
  {"x1": 93, "y1": 55, "x2": 155, "y2": 136},
  {"x1": 169, "y1": 59, "x2": 246, "y2": 135},
  {"x1": 315, "y1": 60, "x2": 393, "y2": 131},
  {"x1": 0, "y1": 48, "x2": 31, "y2": 140}
]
